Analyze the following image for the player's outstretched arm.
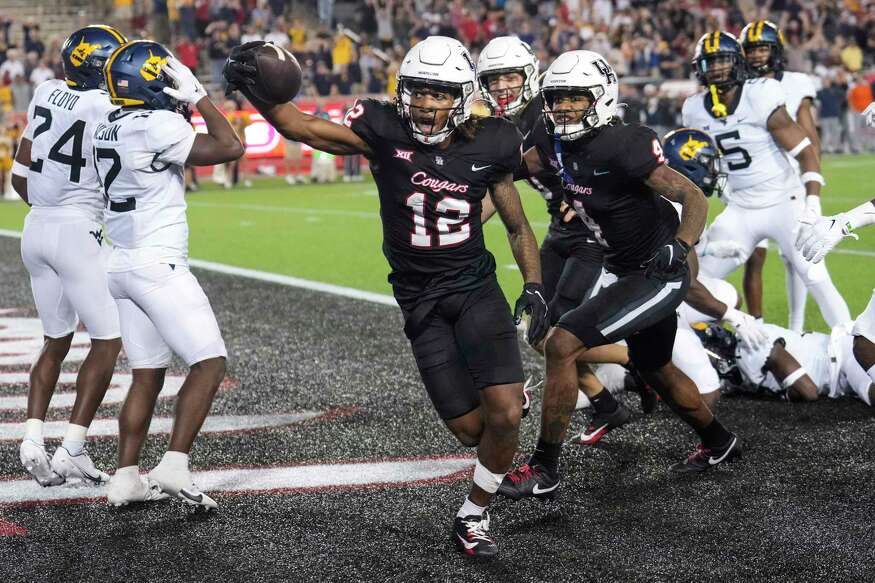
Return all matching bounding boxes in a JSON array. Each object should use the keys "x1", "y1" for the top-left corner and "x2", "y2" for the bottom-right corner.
[
  {"x1": 11, "y1": 137, "x2": 30, "y2": 204},
  {"x1": 796, "y1": 198, "x2": 875, "y2": 263},
  {"x1": 490, "y1": 172, "x2": 548, "y2": 345},
  {"x1": 644, "y1": 164, "x2": 707, "y2": 248},
  {"x1": 768, "y1": 105, "x2": 822, "y2": 215},
  {"x1": 764, "y1": 343, "x2": 819, "y2": 402},
  {"x1": 223, "y1": 47, "x2": 370, "y2": 157},
  {"x1": 161, "y1": 58, "x2": 244, "y2": 166},
  {"x1": 796, "y1": 98, "x2": 821, "y2": 159}
]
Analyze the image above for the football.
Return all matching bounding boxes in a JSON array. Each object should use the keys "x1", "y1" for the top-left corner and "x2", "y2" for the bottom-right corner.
[{"x1": 250, "y1": 42, "x2": 302, "y2": 104}]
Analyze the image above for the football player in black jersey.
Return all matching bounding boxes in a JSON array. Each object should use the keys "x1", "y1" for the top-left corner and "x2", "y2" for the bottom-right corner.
[
  {"x1": 477, "y1": 37, "x2": 655, "y2": 438},
  {"x1": 225, "y1": 36, "x2": 548, "y2": 557},
  {"x1": 498, "y1": 51, "x2": 742, "y2": 502}
]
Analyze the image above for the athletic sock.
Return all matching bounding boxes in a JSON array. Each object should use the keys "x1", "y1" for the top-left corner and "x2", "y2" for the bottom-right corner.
[
  {"x1": 61, "y1": 423, "x2": 88, "y2": 456},
  {"x1": 530, "y1": 438, "x2": 562, "y2": 474},
  {"x1": 697, "y1": 418, "x2": 733, "y2": 450},
  {"x1": 590, "y1": 388, "x2": 619, "y2": 415},
  {"x1": 114, "y1": 465, "x2": 139, "y2": 480},
  {"x1": 159, "y1": 450, "x2": 190, "y2": 471},
  {"x1": 457, "y1": 497, "x2": 487, "y2": 518},
  {"x1": 24, "y1": 418, "x2": 44, "y2": 445}
]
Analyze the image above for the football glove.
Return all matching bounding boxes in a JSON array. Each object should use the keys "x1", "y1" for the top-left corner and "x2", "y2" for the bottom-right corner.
[
  {"x1": 642, "y1": 238, "x2": 690, "y2": 280},
  {"x1": 161, "y1": 57, "x2": 207, "y2": 105},
  {"x1": 223, "y1": 41, "x2": 265, "y2": 96},
  {"x1": 722, "y1": 307, "x2": 769, "y2": 349},
  {"x1": 514, "y1": 282, "x2": 549, "y2": 346},
  {"x1": 795, "y1": 214, "x2": 858, "y2": 263}
]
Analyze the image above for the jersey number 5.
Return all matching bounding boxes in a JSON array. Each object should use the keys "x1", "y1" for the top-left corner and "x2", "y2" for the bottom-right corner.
[
  {"x1": 405, "y1": 193, "x2": 471, "y2": 248},
  {"x1": 715, "y1": 131, "x2": 753, "y2": 171}
]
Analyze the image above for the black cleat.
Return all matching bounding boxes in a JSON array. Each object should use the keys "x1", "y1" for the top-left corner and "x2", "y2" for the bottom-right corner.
[
  {"x1": 574, "y1": 402, "x2": 631, "y2": 446},
  {"x1": 497, "y1": 462, "x2": 560, "y2": 501},
  {"x1": 453, "y1": 511, "x2": 497, "y2": 558},
  {"x1": 670, "y1": 434, "x2": 742, "y2": 473}
]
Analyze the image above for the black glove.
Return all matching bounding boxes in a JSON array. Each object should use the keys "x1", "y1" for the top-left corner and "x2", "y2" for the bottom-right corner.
[
  {"x1": 642, "y1": 238, "x2": 690, "y2": 280},
  {"x1": 514, "y1": 282, "x2": 549, "y2": 346},
  {"x1": 222, "y1": 41, "x2": 265, "y2": 96}
]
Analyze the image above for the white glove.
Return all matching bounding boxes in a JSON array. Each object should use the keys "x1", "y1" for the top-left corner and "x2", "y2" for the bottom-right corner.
[
  {"x1": 796, "y1": 214, "x2": 858, "y2": 263},
  {"x1": 723, "y1": 307, "x2": 769, "y2": 349},
  {"x1": 161, "y1": 57, "x2": 207, "y2": 105},
  {"x1": 864, "y1": 102, "x2": 875, "y2": 128},
  {"x1": 699, "y1": 239, "x2": 747, "y2": 259}
]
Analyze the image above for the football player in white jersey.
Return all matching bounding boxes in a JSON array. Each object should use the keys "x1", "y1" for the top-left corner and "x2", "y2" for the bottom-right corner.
[
  {"x1": 682, "y1": 31, "x2": 850, "y2": 330},
  {"x1": 94, "y1": 41, "x2": 244, "y2": 508},
  {"x1": 10, "y1": 25, "x2": 127, "y2": 487},
  {"x1": 699, "y1": 320, "x2": 874, "y2": 406},
  {"x1": 740, "y1": 20, "x2": 820, "y2": 331}
]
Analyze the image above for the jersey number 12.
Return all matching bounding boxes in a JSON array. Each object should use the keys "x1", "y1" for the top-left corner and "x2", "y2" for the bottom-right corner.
[{"x1": 405, "y1": 193, "x2": 471, "y2": 248}]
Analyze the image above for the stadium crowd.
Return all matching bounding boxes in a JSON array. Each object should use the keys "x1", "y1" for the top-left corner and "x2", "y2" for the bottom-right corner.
[{"x1": 1, "y1": 1, "x2": 875, "y2": 154}]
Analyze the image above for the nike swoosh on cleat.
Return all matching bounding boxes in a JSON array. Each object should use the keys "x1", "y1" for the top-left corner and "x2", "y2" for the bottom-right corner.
[
  {"x1": 179, "y1": 489, "x2": 203, "y2": 504},
  {"x1": 708, "y1": 438, "x2": 737, "y2": 465},
  {"x1": 532, "y1": 482, "x2": 559, "y2": 495},
  {"x1": 456, "y1": 534, "x2": 478, "y2": 550},
  {"x1": 579, "y1": 423, "x2": 608, "y2": 441}
]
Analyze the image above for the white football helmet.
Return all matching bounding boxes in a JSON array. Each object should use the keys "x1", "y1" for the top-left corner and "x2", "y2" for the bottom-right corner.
[
  {"x1": 396, "y1": 36, "x2": 477, "y2": 145},
  {"x1": 541, "y1": 50, "x2": 619, "y2": 140},
  {"x1": 476, "y1": 36, "x2": 539, "y2": 116}
]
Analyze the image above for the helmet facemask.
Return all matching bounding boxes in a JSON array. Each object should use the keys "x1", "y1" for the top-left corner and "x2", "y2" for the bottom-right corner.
[
  {"x1": 744, "y1": 42, "x2": 783, "y2": 75},
  {"x1": 542, "y1": 86, "x2": 603, "y2": 141},
  {"x1": 479, "y1": 66, "x2": 535, "y2": 117},
  {"x1": 695, "y1": 52, "x2": 747, "y2": 89},
  {"x1": 697, "y1": 151, "x2": 728, "y2": 197},
  {"x1": 397, "y1": 78, "x2": 472, "y2": 145}
]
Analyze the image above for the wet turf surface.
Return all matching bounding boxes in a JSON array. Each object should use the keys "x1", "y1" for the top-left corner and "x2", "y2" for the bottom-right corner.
[{"x1": 0, "y1": 236, "x2": 873, "y2": 582}]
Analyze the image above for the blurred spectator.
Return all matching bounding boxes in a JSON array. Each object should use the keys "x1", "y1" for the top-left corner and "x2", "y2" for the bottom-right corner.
[
  {"x1": 22, "y1": 24, "x2": 44, "y2": 59},
  {"x1": 10, "y1": 74, "x2": 30, "y2": 112},
  {"x1": 264, "y1": 20, "x2": 289, "y2": 48},
  {"x1": 848, "y1": 74, "x2": 874, "y2": 152},
  {"x1": 312, "y1": 61, "x2": 335, "y2": 96},
  {"x1": 176, "y1": 35, "x2": 200, "y2": 72},
  {"x1": 29, "y1": 59, "x2": 55, "y2": 87},
  {"x1": 818, "y1": 77, "x2": 845, "y2": 154},
  {"x1": 0, "y1": 49, "x2": 24, "y2": 85}
]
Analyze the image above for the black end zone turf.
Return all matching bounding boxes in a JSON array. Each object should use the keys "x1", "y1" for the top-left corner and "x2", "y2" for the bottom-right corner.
[{"x1": 0, "y1": 237, "x2": 872, "y2": 582}]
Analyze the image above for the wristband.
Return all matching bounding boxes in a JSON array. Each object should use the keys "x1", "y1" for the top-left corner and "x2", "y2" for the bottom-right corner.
[
  {"x1": 781, "y1": 367, "x2": 807, "y2": 389},
  {"x1": 11, "y1": 160, "x2": 28, "y2": 178},
  {"x1": 800, "y1": 171, "x2": 825, "y2": 186},
  {"x1": 788, "y1": 137, "x2": 811, "y2": 158}
]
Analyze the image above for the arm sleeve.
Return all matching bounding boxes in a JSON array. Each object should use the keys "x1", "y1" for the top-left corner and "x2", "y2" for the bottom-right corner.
[
  {"x1": 613, "y1": 124, "x2": 664, "y2": 179},
  {"x1": 147, "y1": 112, "x2": 197, "y2": 166}
]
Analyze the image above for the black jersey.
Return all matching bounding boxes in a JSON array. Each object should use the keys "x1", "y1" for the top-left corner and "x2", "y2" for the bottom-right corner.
[
  {"x1": 346, "y1": 99, "x2": 523, "y2": 306},
  {"x1": 532, "y1": 121, "x2": 679, "y2": 274},
  {"x1": 515, "y1": 96, "x2": 591, "y2": 238}
]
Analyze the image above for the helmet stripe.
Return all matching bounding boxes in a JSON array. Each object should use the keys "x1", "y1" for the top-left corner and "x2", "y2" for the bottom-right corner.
[{"x1": 90, "y1": 24, "x2": 127, "y2": 44}]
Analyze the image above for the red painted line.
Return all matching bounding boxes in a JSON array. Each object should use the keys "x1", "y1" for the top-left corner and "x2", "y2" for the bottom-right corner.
[{"x1": 0, "y1": 517, "x2": 27, "y2": 536}]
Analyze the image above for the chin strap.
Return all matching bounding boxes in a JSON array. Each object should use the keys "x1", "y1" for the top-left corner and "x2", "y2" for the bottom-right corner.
[
  {"x1": 709, "y1": 84, "x2": 728, "y2": 117},
  {"x1": 552, "y1": 134, "x2": 574, "y2": 184}
]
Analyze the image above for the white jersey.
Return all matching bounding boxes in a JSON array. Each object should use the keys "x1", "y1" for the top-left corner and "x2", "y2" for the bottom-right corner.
[
  {"x1": 778, "y1": 71, "x2": 816, "y2": 122},
  {"x1": 682, "y1": 78, "x2": 804, "y2": 208},
  {"x1": 93, "y1": 108, "x2": 196, "y2": 272},
  {"x1": 23, "y1": 79, "x2": 115, "y2": 219}
]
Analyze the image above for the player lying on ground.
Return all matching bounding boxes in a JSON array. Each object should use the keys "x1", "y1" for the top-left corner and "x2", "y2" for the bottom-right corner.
[
  {"x1": 12, "y1": 25, "x2": 127, "y2": 487},
  {"x1": 96, "y1": 41, "x2": 243, "y2": 508},
  {"x1": 682, "y1": 31, "x2": 850, "y2": 331},
  {"x1": 738, "y1": 19, "x2": 822, "y2": 330},
  {"x1": 497, "y1": 50, "x2": 741, "y2": 505},
  {"x1": 225, "y1": 36, "x2": 548, "y2": 558},
  {"x1": 697, "y1": 321, "x2": 874, "y2": 406}
]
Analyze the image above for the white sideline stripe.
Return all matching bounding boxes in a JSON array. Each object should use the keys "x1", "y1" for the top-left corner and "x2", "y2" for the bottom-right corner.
[
  {"x1": 600, "y1": 280, "x2": 682, "y2": 336},
  {"x1": 0, "y1": 412, "x2": 322, "y2": 441},
  {"x1": 0, "y1": 457, "x2": 474, "y2": 504},
  {"x1": 0, "y1": 374, "x2": 185, "y2": 410},
  {"x1": 0, "y1": 228, "x2": 398, "y2": 307}
]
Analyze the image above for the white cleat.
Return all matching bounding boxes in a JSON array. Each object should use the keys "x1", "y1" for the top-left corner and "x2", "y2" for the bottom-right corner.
[
  {"x1": 148, "y1": 464, "x2": 218, "y2": 510},
  {"x1": 107, "y1": 473, "x2": 169, "y2": 507},
  {"x1": 19, "y1": 440, "x2": 65, "y2": 487},
  {"x1": 50, "y1": 446, "x2": 110, "y2": 486}
]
